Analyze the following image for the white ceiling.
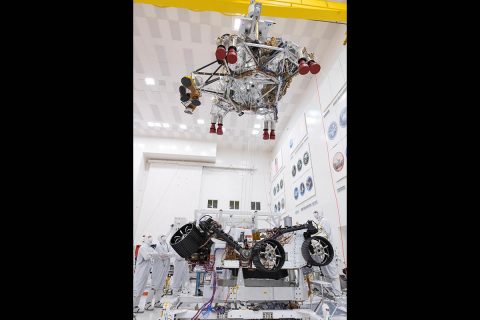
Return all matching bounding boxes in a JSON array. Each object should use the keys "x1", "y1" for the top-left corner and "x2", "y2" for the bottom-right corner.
[{"x1": 134, "y1": 3, "x2": 343, "y2": 152}]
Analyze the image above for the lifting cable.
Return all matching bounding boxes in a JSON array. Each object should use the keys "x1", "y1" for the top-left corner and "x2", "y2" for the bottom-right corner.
[{"x1": 314, "y1": 76, "x2": 346, "y2": 266}]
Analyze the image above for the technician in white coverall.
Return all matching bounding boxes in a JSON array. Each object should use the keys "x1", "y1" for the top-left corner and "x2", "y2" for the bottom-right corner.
[
  {"x1": 144, "y1": 235, "x2": 172, "y2": 311},
  {"x1": 171, "y1": 251, "x2": 189, "y2": 294},
  {"x1": 313, "y1": 210, "x2": 342, "y2": 296},
  {"x1": 133, "y1": 235, "x2": 162, "y2": 313}
]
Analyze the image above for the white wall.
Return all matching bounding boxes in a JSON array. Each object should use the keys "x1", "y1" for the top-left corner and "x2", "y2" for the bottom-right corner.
[
  {"x1": 272, "y1": 25, "x2": 347, "y2": 266},
  {"x1": 135, "y1": 162, "x2": 203, "y2": 240},
  {"x1": 134, "y1": 136, "x2": 216, "y2": 186},
  {"x1": 134, "y1": 137, "x2": 271, "y2": 242},
  {"x1": 134, "y1": 137, "x2": 217, "y2": 238},
  {"x1": 199, "y1": 147, "x2": 271, "y2": 212}
]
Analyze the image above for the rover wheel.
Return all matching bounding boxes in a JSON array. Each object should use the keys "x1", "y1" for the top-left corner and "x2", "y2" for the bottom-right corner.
[
  {"x1": 252, "y1": 239, "x2": 285, "y2": 272},
  {"x1": 301, "y1": 236, "x2": 334, "y2": 266}
]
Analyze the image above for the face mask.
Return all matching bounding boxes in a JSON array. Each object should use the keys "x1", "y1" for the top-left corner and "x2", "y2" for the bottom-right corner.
[
  {"x1": 145, "y1": 236, "x2": 153, "y2": 245},
  {"x1": 314, "y1": 211, "x2": 324, "y2": 221},
  {"x1": 158, "y1": 235, "x2": 167, "y2": 243}
]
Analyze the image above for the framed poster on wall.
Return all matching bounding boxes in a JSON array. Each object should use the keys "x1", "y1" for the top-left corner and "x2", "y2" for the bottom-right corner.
[
  {"x1": 290, "y1": 142, "x2": 312, "y2": 182},
  {"x1": 271, "y1": 170, "x2": 286, "y2": 214},
  {"x1": 324, "y1": 89, "x2": 346, "y2": 150},
  {"x1": 289, "y1": 141, "x2": 316, "y2": 208},
  {"x1": 292, "y1": 168, "x2": 316, "y2": 207},
  {"x1": 331, "y1": 138, "x2": 347, "y2": 181},
  {"x1": 288, "y1": 114, "x2": 308, "y2": 155},
  {"x1": 271, "y1": 148, "x2": 284, "y2": 179}
]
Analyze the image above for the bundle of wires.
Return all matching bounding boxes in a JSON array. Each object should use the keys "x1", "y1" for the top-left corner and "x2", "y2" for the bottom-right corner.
[{"x1": 191, "y1": 271, "x2": 217, "y2": 320}]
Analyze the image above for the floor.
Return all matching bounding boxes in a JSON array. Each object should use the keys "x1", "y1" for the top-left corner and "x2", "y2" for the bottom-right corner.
[
  {"x1": 134, "y1": 294, "x2": 346, "y2": 320},
  {"x1": 135, "y1": 295, "x2": 163, "y2": 320}
]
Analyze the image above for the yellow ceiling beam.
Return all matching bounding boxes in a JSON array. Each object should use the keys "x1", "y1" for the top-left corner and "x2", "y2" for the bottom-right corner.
[{"x1": 134, "y1": 0, "x2": 346, "y2": 23}]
